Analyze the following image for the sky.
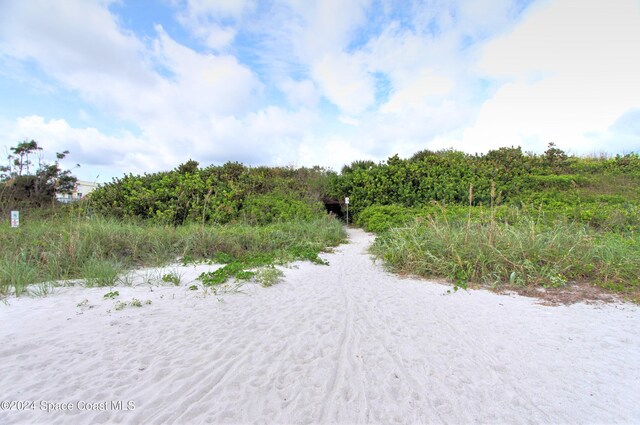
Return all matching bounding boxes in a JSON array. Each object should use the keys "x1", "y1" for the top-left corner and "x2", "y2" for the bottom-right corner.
[{"x1": 0, "y1": 0, "x2": 639, "y2": 183}]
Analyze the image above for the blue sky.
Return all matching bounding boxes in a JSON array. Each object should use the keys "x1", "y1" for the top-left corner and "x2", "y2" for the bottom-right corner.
[{"x1": 0, "y1": 0, "x2": 639, "y2": 182}]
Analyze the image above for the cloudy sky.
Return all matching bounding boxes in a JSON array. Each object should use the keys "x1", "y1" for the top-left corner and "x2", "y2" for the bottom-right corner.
[{"x1": 1, "y1": 0, "x2": 639, "y2": 182}]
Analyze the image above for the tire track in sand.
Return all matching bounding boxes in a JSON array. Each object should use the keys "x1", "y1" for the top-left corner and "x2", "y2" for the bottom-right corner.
[{"x1": 318, "y1": 262, "x2": 355, "y2": 423}]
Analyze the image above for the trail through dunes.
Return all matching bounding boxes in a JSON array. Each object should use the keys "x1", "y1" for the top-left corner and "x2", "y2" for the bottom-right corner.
[{"x1": 1, "y1": 228, "x2": 639, "y2": 424}]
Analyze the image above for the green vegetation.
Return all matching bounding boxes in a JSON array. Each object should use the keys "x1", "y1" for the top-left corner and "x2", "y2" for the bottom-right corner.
[
  {"x1": 82, "y1": 257, "x2": 123, "y2": 288},
  {"x1": 1, "y1": 140, "x2": 77, "y2": 211},
  {"x1": 197, "y1": 263, "x2": 255, "y2": 286},
  {"x1": 0, "y1": 215, "x2": 345, "y2": 296},
  {"x1": 333, "y1": 145, "x2": 640, "y2": 299},
  {"x1": 254, "y1": 265, "x2": 285, "y2": 288},
  {"x1": 356, "y1": 204, "x2": 421, "y2": 233},
  {"x1": 371, "y1": 212, "x2": 639, "y2": 293},
  {"x1": 103, "y1": 290, "x2": 120, "y2": 299},
  {"x1": 161, "y1": 272, "x2": 182, "y2": 286},
  {"x1": 3, "y1": 138, "x2": 638, "y2": 301},
  {"x1": 1, "y1": 145, "x2": 345, "y2": 297},
  {"x1": 113, "y1": 298, "x2": 150, "y2": 311},
  {"x1": 88, "y1": 160, "x2": 332, "y2": 226},
  {"x1": 332, "y1": 145, "x2": 640, "y2": 230}
]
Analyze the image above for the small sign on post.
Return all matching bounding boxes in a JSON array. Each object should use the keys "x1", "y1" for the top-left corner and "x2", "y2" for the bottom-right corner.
[
  {"x1": 10, "y1": 210, "x2": 19, "y2": 228},
  {"x1": 344, "y1": 197, "x2": 349, "y2": 225}
]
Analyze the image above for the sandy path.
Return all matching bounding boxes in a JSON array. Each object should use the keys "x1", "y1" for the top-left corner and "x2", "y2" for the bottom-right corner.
[{"x1": 0, "y1": 228, "x2": 639, "y2": 424}]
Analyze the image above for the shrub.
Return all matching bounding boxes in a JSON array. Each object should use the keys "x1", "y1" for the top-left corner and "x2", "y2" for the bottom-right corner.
[
  {"x1": 241, "y1": 193, "x2": 323, "y2": 225},
  {"x1": 87, "y1": 163, "x2": 334, "y2": 225},
  {"x1": 356, "y1": 205, "x2": 419, "y2": 233},
  {"x1": 254, "y1": 265, "x2": 285, "y2": 287},
  {"x1": 371, "y1": 217, "x2": 640, "y2": 292}
]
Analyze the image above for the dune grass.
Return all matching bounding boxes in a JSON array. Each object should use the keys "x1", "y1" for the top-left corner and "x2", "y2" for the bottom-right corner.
[
  {"x1": 371, "y1": 214, "x2": 639, "y2": 296},
  {"x1": 0, "y1": 214, "x2": 346, "y2": 296}
]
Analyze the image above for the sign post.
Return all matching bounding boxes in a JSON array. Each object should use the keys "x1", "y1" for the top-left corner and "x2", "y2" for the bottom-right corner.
[
  {"x1": 10, "y1": 210, "x2": 19, "y2": 228},
  {"x1": 344, "y1": 197, "x2": 349, "y2": 226}
]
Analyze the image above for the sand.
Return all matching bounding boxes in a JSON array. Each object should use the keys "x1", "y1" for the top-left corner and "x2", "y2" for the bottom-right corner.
[{"x1": 0, "y1": 228, "x2": 639, "y2": 424}]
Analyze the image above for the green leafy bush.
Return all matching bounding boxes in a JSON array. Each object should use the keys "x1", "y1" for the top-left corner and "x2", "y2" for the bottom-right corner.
[
  {"x1": 523, "y1": 174, "x2": 589, "y2": 190},
  {"x1": 254, "y1": 265, "x2": 284, "y2": 287},
  {"x1": 241, "y1": 193, "x2": 323, "y2": 225},
  {"x1": 88, "y1": 162, "x2": 334, "y2": 225},
  {"x1": 330, "y1": 146, "x2": 639, "y2": 227},
  {"x1": 356, "y1": 205, "x2": 420, "y2": 233}
]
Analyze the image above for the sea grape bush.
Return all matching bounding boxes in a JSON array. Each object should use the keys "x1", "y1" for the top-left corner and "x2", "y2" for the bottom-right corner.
[
  {"x1": 241, "y1": 193, "x2": 323, "y2": 225},
  {"x1": 88, "y1": 161, "x2": 333, "y2": 225},
  {"x1": 330, "y1": 147, "x2": 640, "y2": 231},
  {"x1": 355, "y1": 205, "x2": 420, "y2": 233},
  {"x1": 87, "y1": 146, "x2": 639, "y2": 231}
]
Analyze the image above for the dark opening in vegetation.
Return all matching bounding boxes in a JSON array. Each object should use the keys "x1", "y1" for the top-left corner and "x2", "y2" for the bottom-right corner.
[{"x1": 323, "y1": 199, "x2": 344, "y2": 219}]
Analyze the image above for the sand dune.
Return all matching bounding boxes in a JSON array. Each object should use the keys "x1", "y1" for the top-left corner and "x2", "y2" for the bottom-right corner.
[{"x1": 1, "y1": 228, "x2": 638, "y2": 424}]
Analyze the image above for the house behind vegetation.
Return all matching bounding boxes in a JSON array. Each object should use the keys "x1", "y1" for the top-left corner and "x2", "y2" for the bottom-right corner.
[{"x1": 56, "y1": 180, "x2": 98, "y2": 203}]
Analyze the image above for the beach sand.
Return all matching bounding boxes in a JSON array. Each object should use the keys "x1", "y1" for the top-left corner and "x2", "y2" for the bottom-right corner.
[{"x1": 0, "y1": 228, "x2": 638, "y2": 424}]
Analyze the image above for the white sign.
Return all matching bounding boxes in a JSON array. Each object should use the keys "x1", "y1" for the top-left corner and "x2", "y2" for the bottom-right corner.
[
  {"x1": 10, "y1": 211, "x2": 19, "y2": 228},
  {"x1": 345, "y1": 197, "x2": 349, "y2": 205}
]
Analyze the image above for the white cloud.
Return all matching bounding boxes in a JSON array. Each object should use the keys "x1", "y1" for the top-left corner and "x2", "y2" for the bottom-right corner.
[
  {"x1": 0, "y1": 1, "x2": 304, "y2": 179},
  {"x1": 380, "y1": 70, "x2": 453, "y2": 114},
  {"x1": 584, "y1": 108, "x2": 640, "y2": 154},
  {"x1": 279, "y1": 78, "x2": 321, "y2": 108},
  {"x1": 152, "y1": 25, "x2": 262, "y2": 116},
  {"x1": 458, "y1": 0, "x2": 640, "y2": 153},
  {"x1": 285, "y1": 0, "x2": 370, "y2": 61},
  {"x1": 176, "y1": 0, "x2": 255, "y2": 50},
  {"x1": 480, "y1": 0, "x2": 640, "y2": 80},
  {"x1": 0, "y1": 0, "x2": 154, "y2": 93},
  {"x1": 338, "y1": 115, "x2": 360, "y2": 126},
  {"x1": 2, "y1": 115, "x2": 151, "y2": 181},
  {"x1": 297, "y1": 136, "x2": 376, "y2": 171},
  {"x1": 181, "y1": 0, "x2": 255, "y2": 20},
  {"x1": 1, "y1": 0, "x2": 638, "y2": 183},
  {"x1": 456, "y1": 0, "x2": 517, "y2": 36},
  {"x1": 1, "y1": 105, "x2": 324, "y2": 181},
  {"x1": 311, "y1": 51, "x2": 375, "y2": 115},
  {"x1": 258, "y1": 0, "x2": 374, "y2": 114},
  {"x1": 203, "y1": 25, "x2": 237, "y2": 50}
]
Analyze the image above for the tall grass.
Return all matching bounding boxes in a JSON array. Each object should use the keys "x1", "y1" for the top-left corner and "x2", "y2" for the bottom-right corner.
[
  {"x1": 360, "y1": 176, "x2": 639, "y2": 296},
  {"x1": 0, "y1": 215, "x2": 346, "y2": 296},
  {"x1": 0, "y1": 255, "x2": 38, "y2": 297},
  {"x1": 371, "y1": 215, "x2": 639, "y2": 293}
]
